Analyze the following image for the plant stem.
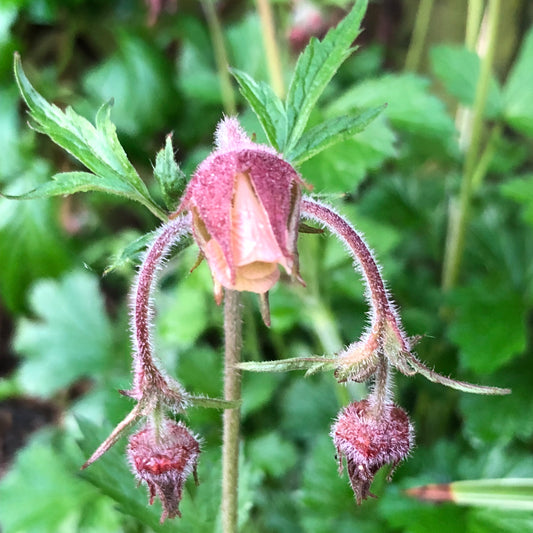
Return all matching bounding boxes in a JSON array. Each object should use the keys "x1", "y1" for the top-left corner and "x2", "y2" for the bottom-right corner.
[
  {"x1": 221, "y1": 289, "x2": 243, "y2": 533},
  {"x1": 369, "y1": 356, "x2": 390, "y2": 418},
  {"x1": 202, "y1": 0, "x2": 237, "y2": 115},
  {"x1": 465, "y1": 0, "x2": 484, "y2": 50},
  {"x1": 405, "y1": 0, "x2": 434, "y2": 72},
  {"x1": 442, "y1": 0, "x2": 500, "y2": 290},
  {"x1": 256, "y1": 0, "x2": 285, "y2": 98}
]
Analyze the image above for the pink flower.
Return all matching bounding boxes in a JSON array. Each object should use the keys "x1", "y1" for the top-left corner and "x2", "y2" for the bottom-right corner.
[
  {"x1": 127, "y1": 420, "x2": 200, "y2": 522},
  {"x1": 331, "y1": 399, "x2": 414, "y2": 503},
  {"x1": 177, "y1": 117, "x2": 303, "y2": 302}
]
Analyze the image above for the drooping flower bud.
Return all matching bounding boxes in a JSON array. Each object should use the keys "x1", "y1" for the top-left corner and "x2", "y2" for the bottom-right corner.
[
  {"x1": 177, "y1": 117, "x2": 303, "y2": 302},
  {"x1": 127, "y1": 419, "x2": 200, "y2": 522},
  {"x1": 331, "y1": 399, "x2": 414, "y2": 503}
]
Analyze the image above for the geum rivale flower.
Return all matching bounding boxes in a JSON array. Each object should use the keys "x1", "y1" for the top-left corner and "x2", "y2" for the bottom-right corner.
[{"x1": 175, "y1": 117, "x2": 304, "y2": 304}]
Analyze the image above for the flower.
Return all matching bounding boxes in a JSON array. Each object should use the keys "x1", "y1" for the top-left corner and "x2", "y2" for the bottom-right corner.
[
  {"x1": 177, "y1": 117, "x2": 303, "y2": 302},
  {"x1": 127, "y1": 419, "x2": 201, "y2": 522},
  {"x1": 331, "y1": 399, "x2": 414, "y2": 503}
]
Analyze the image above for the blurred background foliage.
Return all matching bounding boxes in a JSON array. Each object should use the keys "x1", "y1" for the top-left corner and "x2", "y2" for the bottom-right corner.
[{"x1": 1, "y1": 0, "x2": 533, "y2": 531}]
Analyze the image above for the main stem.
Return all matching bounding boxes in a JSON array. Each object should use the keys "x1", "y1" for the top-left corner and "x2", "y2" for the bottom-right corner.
[
  {"x1": 221, "y1": 290, "x2": 243, "y2": 533},
  {"x1": 404, "y1": 0, "x2": 434, "y2": 72}
]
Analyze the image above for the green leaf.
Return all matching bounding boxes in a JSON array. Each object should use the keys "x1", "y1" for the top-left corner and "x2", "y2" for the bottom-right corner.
[
  {"x1": 286, "y1": 105, "x2": 385, "y2": 165},
  {"x1": 430, "y1": 45, "x2": 502, "y2": 118},
  {"x1": 298, "y1": 115, "x2": 397, "y2": 192},
  {"x1": 82, "y1": 33, "x2": 177, "y2": 138},
  {"x1": 13, "y1": 270, "x2": 113, "y2": 397},
  {"x1": 13, "y1": 54, "x2": 166, "y2": 220},
  {"x1": 248, "y1": 432, "x2": 298, "y2": 478},
  {"x1": 154, "y1": 134, "x2": 187, "y2": 211},
  {"x1": 0, "y1": 166, "x2": 71, "y2": 312},
  {"x1": 500, "y1": 174, "x2": 533, "y2": 226},
  {"x1": 232, "y1": 68, "x2": 287, "y2": 151},
  {"x1": 460, "y1": 361, "x2": 533, "y2": 444},
  {"x1": 0, "y1": 431, "x2": 108, "y2": 533},
  {"x1": 503, "y1": 27, "x2": 533, "y2": 136},
  {"x1": 103, "y1": 231, "x2": 155, "y2": 275},
  {"x1": 285, "y1": 0, "x2": 368, "y2": 152},
  {"x1": 328, "y1": 73, "x2": 455, "y2": 139},
  {"x1": 447, "y1": 277, "x2": 527, "y2": 374}
]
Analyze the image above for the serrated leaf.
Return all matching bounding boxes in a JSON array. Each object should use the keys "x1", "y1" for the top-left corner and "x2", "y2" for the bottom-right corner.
[
  {"x1": 0, "y1": 431, "x2": 106, "y2": 533},
  {"x1": 460, "y1": 360, "x2": 533, "y2": 444},
  {"x1": 500, "y1": 174, "x2": 533, "y2": 226},
  {"x1": 104, "y1": 231, "x2": 155, "y2": 275},
  {"x1": 286, "y1": 105, "x2": 385, "y2": 165},
  {"x1": 430, "y1": 45, "x2": 502, "y2": 118},
  {"x1": 328, "y1": 73, "x2": 455, "y2": 139},
  {"x1": 13, "y1": 54, "x2": 166, "y2": 220},
  {"x1": 232, "y1": 68, "x2": 287, "y2": 151},
  {"x1": 447, "y1": 277, "x2": 527, "y2": 374},
  {"x1": 285, "y1": 0, "x2": 368, "y2": 152},
  {"x1": 154, "y1": 134, "x2": 187, "y2": 211},
  {"x1": 299, "y1": 115, "x2": 397, "y2": 192},
  {"x1": 503, "y1": 27, "x2": 533, "y2": 136},
  {"x1": 0, "y1": 167, "x2": 71, "y2": 312},
  {"x1": 13, "y1": 270, "x2": 113, "y2": 397}
]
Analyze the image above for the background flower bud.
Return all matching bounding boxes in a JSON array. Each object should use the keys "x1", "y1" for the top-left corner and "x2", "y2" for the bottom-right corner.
[
  {"x1": 127, "y1": 420, "x2": 200, "y2": 522},
  {"x1": 331, "y1": 399, "x2": 414, "y2": 503}
]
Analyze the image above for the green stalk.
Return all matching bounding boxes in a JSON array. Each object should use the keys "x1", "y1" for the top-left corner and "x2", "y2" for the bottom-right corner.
[
  {"x1": 465, "y1": 0, "x2": 484, "y2": 50},
  {"x1": 202, "y1": 0, "x2": 237, "y2": 115},
  {"x1": 221, "y1": 290, "x2": 243, "y2": 533},
  {"x1": 256, "y1": 0, "x2": 285, "y2": 98},
  {"x1": 442, "y1": 0, "x2": 500, "y2": 290},
  {"x1": 404, "y1": 0, "x2": 434, "y2": 72}
]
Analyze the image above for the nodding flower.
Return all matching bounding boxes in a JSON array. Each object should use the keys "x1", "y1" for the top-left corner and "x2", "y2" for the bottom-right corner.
[
  {"x1": 332, "y1": 399, "x2": 414, "y2": 503},
  {"x1": 176, "y1": 117, "x2": 304, "y2": 303},
  {"x1": 127, "y1": 419, "x2": 201, "y2": 522}
]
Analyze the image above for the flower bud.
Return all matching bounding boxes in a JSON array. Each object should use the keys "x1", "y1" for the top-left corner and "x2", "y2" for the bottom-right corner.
[
  {"x1": 177, "y1": 117, "x2": 303, "y2": 301},
  {"x1": 331, "y1": 399, "x2": 414, "y2": 503},
  {"x1": 127, "y1": 420, "x2": 200, "y2": 522}
]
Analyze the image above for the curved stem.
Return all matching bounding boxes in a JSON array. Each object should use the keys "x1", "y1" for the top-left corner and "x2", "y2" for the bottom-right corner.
[
  {"x1": 221, "y1": 290, "x2": 243, "y2": 533},
  {"x1": 132, "y1": 214, "x2": 192, "y2": 395},
  {"x1": 301, "y1": 197, "x2": 394, "y2": 329}
]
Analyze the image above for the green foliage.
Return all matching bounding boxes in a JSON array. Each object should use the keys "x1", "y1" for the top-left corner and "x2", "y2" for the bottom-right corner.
[
  {"x1": 503, "y1": 27, "x2": 533, "y2": 136},
  {"x1": 1, "y1": 2, "x2": 533, "y2": 533},
  {"x1": 12, "y1": 55, "x2": 166, "y2": 219},
  {"x1": 431, "y1": 45, "x2": 502, "y2": 118},
  {"x1": 12, "y1": 270, "x2": 113, "y2": 397}
]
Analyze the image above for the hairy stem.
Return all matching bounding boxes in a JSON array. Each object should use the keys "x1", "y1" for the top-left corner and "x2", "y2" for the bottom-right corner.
[
  {"x1": 221, "y1": 290, "x2": 243, "y2": 533},
  {"x1": 442, "y1": 0, "x2": 500, "y2": 290},
  {"x1": 369, "y1": 356, "x2": 391, "y2": 418},
  {"x1": 405, "y1": 0, "x2": 434, "y2": 72},
  {"x1": 301, "y1": 197, "x2": 393, "y2": 328},
  {"x1": 133, "y1": 215, "x2": 192, "y2": 395},
  {"x1": 202, "y1": 0, "x2": 237, "y2": 115},
  {"x1": 256, "y1": 0, "x2": 285, "y2": 98}
]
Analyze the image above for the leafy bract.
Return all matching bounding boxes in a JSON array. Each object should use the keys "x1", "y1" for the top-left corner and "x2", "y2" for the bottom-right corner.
[
  {"x1": 286, "y1": 105, "x2": 386, "y2": 165},
  {"x1": 284, "y1": 0, "x2": 368, "y2": 153},
  {"x1": 154, "y1": 134, "x2": 187, "y2": 211},
  {"x1": 430, "y1": 45, "x2": 502, "y2": 118},
  {"x1": 503, "y1": 27, "x2": 533, "y2": 137},
  {"x1": 232, "y1": 68, "x2": 287, "y2": 151},
  {"x1": 13, "y1": 270, "x2": 113, "y2": 397},
  {"x1": 12, "y1": 54, "x2": 166, "y2": 220}
]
